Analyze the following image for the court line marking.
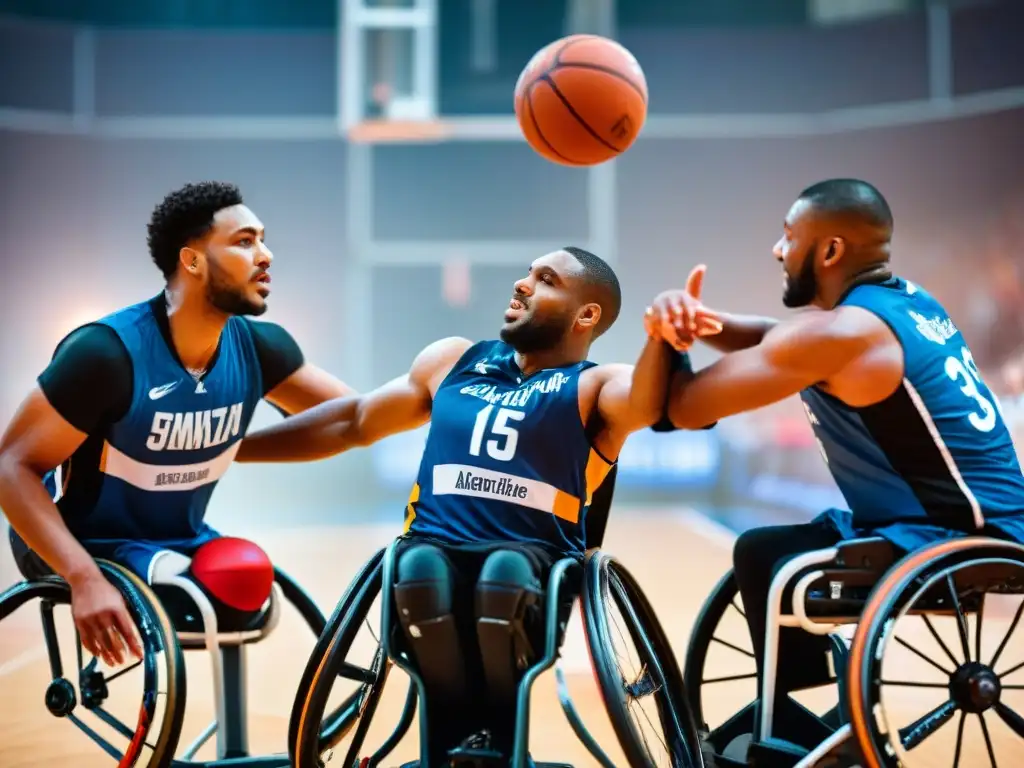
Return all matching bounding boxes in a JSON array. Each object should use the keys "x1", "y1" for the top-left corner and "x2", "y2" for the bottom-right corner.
[
  {"x1": 0, "y1": 646, "x2": 45, "y2": 678},
  {"x1": 673, "y1": 508, "x2": 739, "y2": 550}
]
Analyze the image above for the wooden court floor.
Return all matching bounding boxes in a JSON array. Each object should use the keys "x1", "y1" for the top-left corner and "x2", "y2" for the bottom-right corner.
[{"x1": 1, "y1": 510, "x2": 1021, "y2": 767}]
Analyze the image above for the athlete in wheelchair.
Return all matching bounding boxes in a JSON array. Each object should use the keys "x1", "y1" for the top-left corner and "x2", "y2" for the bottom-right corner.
[
  {"x1": 652, "y1": 179, "x2": 1024, "y2": 766},
  {"x1": 282, "y1": 468, "x2": 699, "y2": 768},
  {"x1": 0, "y1": 181, "x2": 367, "y2": 765},
  {"x1": 234, "y1": 249, "x2": 720, "y2": 766}
]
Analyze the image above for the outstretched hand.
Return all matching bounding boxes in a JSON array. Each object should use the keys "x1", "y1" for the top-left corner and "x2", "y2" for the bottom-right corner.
[{"x1": 645, "y1": 264, "x2": 724, "y2": 351}]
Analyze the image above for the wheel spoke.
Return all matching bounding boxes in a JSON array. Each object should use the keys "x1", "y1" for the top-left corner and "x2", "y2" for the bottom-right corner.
[
  {"x1": 946, "y1": 574, "x2": 972, "y2": 662},
  {"x1": 993, "y1": 702, "x2": 1024, "y2": 738},
  {"x1": 977, "y1": 713, "x2": 998, "y2": 768},
  {"x1": 894, "y1": 634, "x2": 954, "y2": 675},
  {"x1": 880, "y1": 679, "x2": 950, "y2": 689},
  {"x1": 703, "y1": 672, "x2": 758, "y2": 685},
  {"x1": 730, "y1": 599, "x2": 745, "y2": 619},
  {"x1": 921, "y1": 614, "x2": 961, "y2": 667},
  {"x1": 899, "y1": 699, "x2": 957, "y2": 751},
  {"x1": 710, "y1": 635, "x2": 754, "y2": 658},
  {"x1": 989, "y1": 599, "x2": 1024, "y2": 670},
  {"x1": 952, "y1": 711, "x2": 966, "y2": 768},
  {"x1": 997, "y1": 659, "x2": 1024, "y2": 678},
  {"x1": 103, "y1": 659, "x2": 142, "y2": 685},
  {"x1": 975, "y1": 596, "x2": 985, "y2": 668}
]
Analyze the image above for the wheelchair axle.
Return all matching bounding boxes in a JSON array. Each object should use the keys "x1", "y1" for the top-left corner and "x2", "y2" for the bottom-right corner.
[
  {"x1": 949, "y1": 661, "x2": 1002, "y2": 714},
  {"x1": 44, "y1": 677, "x2": 77, "y2": 717}
]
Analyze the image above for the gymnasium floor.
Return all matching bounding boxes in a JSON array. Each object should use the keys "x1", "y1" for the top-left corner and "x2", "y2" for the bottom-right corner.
[{"x1": 1, "y1": 509, "x2": 1021, "y2": 767}]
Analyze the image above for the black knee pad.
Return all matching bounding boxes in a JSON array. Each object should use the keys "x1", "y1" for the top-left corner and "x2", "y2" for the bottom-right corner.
[
  {"x1": 474, "y1": 549, "x2": 544, "y2": 703},
  {"x1": 393, "y1": 543, "x2": 468, "y2": 701}
]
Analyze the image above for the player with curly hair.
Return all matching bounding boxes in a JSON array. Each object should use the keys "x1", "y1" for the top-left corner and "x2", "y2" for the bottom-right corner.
[{"x1": 0, "y1": 182, "x2": 354, "y2": 665}]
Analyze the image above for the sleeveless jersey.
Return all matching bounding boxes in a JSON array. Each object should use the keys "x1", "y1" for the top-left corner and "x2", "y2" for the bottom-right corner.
[
  {"x1": 44, "y1": 299, "x2": 264, "y2": 567},
  {"x1": 800, "y1": 277, "x2": 1024, "y2": 538},
  {"x1": 403, "y1": 340, "x2": 615, "y2": 555}
]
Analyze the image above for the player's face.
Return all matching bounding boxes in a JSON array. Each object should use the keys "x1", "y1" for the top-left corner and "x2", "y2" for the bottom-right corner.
[
  {"x1": 774, "y1": 199, "x2": 819, "y2": 308},
  {"x1": 500, "y1": 250, "x2": 581, "y2": 353},
  {"x1": 201, "y1": 205, "x2": 273, "y2": 316}
]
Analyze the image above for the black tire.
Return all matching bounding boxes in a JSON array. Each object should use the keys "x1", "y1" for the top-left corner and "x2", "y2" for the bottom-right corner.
[
  {"x1": 290, "y1": 547, "x2": 408, "y2": 768},
  {"x1": 682, "y1": 569, "x2": 755, "y2": 734},
  {"x1": 0, "y1": 561, "x2": 186, "y2": 767},
  {"x1": 581, "y1": 550, "x2": 705, "y2": 768},
  {"x1": 848, "y1": 538, "x2": 1024, "y2": 768}
]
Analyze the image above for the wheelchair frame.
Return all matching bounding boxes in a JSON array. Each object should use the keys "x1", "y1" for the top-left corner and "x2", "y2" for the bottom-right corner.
[
  {"x1": 0, "y1": 555, "x2": 367, "y2": 768},
  {"x1": 683, "y1": 534, "x2": 1024, "y2": 768},
  {"x1": 290, "y1": 537, "x2": 704, "y2": 768}
]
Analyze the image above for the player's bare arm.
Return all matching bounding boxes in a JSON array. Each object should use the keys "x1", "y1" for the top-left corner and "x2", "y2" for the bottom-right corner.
[
  {"x1": 263, "y1": 362, "x2": 357, "y2": 415},
  {"x1": 665, "y1": 306, "x2": 897, "y2": 429},
  {"x1": 579, "y1": 337, "x2": 676, "y2": 459},
  {"x1": 236, "y1": 336, "x2": 472, "y2": 463},
  {"x1": 0, "y1": 389, "x2": 144, "y2": 663}
]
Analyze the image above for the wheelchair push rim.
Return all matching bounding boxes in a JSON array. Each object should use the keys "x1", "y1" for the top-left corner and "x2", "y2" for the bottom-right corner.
[
  {"x1": 0, "y1": 561, "x2": 187, "y2": 768},
  {"x1": 581, "y1": 550, "x2": 705, "y2": 768},
  {"x1": 849, "y1": 538, "x2": 1024, "y2": 768},
  {"x1": 290, "y1": 547, "x2": 413, "y2": 768}
]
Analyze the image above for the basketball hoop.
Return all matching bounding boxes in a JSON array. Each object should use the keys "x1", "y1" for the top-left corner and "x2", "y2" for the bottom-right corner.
[{"x1": 347, "y1": 119, "x2": 452, "y2": 144}]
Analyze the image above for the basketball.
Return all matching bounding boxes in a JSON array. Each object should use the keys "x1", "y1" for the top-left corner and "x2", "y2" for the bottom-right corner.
[{"x1": 514, "y1": 34, "x2": 648, "y2": 167}]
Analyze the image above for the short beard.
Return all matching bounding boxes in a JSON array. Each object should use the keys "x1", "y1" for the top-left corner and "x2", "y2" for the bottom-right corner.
[
  {"x1": 206, "y1": 258, "x2": 265, "y2": 316},
  {"x1": 499, "y1": 313, "x2": 571, "y2": 353},
  {"x1": 782, "y1": 246, "x2": 818, "y2": 308}
]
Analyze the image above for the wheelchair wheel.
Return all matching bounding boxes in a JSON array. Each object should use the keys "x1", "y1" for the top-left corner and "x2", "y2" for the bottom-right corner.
[
  {"x1": 290, "y1": 547, "x2": 415, "y2": 768},
  {"x1": 848, "y1": 538, "x2": 1024, "y2": 768},
  {"x1": 682, "y1": 569, "x2": 757, "y2": 744},
  {"x1": 581, "y1": 550, "x2": 705, "y2": 768},
  {"x1": 0, "y1": 561, "x2": 186, "y2": 767}
]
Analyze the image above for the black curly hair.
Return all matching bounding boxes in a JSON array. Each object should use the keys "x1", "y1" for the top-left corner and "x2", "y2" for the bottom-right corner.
[{"x1": 147, "y1": 182, "x2": 244, "y2": 279}]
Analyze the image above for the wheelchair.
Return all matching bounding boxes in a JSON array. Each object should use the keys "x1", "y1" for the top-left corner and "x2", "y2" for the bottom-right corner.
[
  {"x1": 683, "y1": 533, "x2": 1024, "y2": 767},
  {"x1": 286, "y1": 536, "x2": 706, "y2": 768},
  {"x1": 0, "y1": 539, "x2": 370, "y2": 767}
]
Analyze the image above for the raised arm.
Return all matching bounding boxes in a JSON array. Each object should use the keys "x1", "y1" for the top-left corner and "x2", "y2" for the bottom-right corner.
[
  {"x1": 666, "y1": 308, "x2": 874, "y2": 429},
  {"x1": 235, "y1": 336, "x2": 472, "y2": 463}
]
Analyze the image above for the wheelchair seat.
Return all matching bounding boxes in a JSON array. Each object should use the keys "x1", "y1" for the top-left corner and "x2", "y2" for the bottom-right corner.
[{"x1": 0, "y1": 536, "x2": 331, "y2": 768}]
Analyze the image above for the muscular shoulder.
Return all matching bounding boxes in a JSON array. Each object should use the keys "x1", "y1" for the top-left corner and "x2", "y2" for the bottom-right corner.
[
  {"x1": 410, "y1": 337, "x2": 475, "y2": 395},
  {"x1": 37, "y1": 323, "x2": 134, "y2": 432},
  {"x1": 765, "y1": 307, "x2": 881, "y2": 362}
]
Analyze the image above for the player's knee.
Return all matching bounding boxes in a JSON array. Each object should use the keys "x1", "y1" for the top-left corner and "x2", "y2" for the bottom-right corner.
[
  {"x1": 475, "y1": 549, "x2": 543, "y2": 663},
  {"x1": 732, "y1": 527, "x2": 779, "y2": 582},
  {"x1": 394, "y1": 543, "x2": 454, "y2": 623}
]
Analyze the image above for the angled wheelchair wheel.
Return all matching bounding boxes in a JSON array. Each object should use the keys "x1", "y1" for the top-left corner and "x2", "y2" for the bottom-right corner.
[
  {"x1": 0, "y1": 561, "x2": 186, "y2": 767},
  {"x1": 290, "y1": 547, "x2": 415, "y2": 768},
  {"x1": 848, "y1": 538, "x2": 1024, "y2": 768},
  {"x1": 581, "y1": 550, "x2": 705, "y2": 768},
  {"x1": 682, "y1": 568, "x2": 758, "y2": 750}
]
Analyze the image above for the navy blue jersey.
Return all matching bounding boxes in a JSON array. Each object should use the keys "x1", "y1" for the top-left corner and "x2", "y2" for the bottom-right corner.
[
  {"x1": 404, "y1": 340, "x2": 615, "y2": 555},
  {"x1": 800, "y1": 277, "x2": 1024, "y2": 542},
  {"x1": 42, "y1": 299, "x2": 264, "y2": 570}
]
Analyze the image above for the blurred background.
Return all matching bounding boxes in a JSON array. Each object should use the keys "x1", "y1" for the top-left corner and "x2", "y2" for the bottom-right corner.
[{"x1": 1, "y1": 0, "x2": 1023, "y2": 537}]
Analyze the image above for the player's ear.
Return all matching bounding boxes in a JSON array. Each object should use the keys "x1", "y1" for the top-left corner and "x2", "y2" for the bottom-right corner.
[
  {"x1": 179, "y1": 247, "x2": 203, "y2": 277},
  {"x1": 822, "y1": 237, "x2": 845, "y2": 267},
  {"x1": 576, "y1": 303, "x2": 601, "y2": 332}
]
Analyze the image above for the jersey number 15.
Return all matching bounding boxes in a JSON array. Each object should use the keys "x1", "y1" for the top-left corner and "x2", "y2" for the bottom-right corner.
[
  {"x1": 945, "y1": 345, "x2": 997, "y2": 433},
  {"x1": 469, "y1": 404, "x2": 524, "y2": 462}
]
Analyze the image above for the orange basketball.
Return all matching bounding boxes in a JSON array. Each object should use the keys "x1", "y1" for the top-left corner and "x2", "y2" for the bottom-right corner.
[{"x1": 514, "y1": 34, "x2": 648, "y2": 167}]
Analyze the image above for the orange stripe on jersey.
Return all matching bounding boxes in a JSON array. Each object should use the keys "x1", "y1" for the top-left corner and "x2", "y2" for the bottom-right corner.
[
  {"x1": 403, "y1": 482, "x2": 420, "y2": 533},
  {"x1": 551, "y1": 449, "x2": 614, "y2": 523}
]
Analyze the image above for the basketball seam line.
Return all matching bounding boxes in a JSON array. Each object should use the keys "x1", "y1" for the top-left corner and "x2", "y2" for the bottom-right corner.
[
  {"x1": 526, "y1": 84, "x2": 586, "y2": 166},
  {"x1": 541, "y1": 75, "x2": 623, "y2": 155},
  {"x1": 552, "y1": 62, "x2": 647, "y2": 104}
]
